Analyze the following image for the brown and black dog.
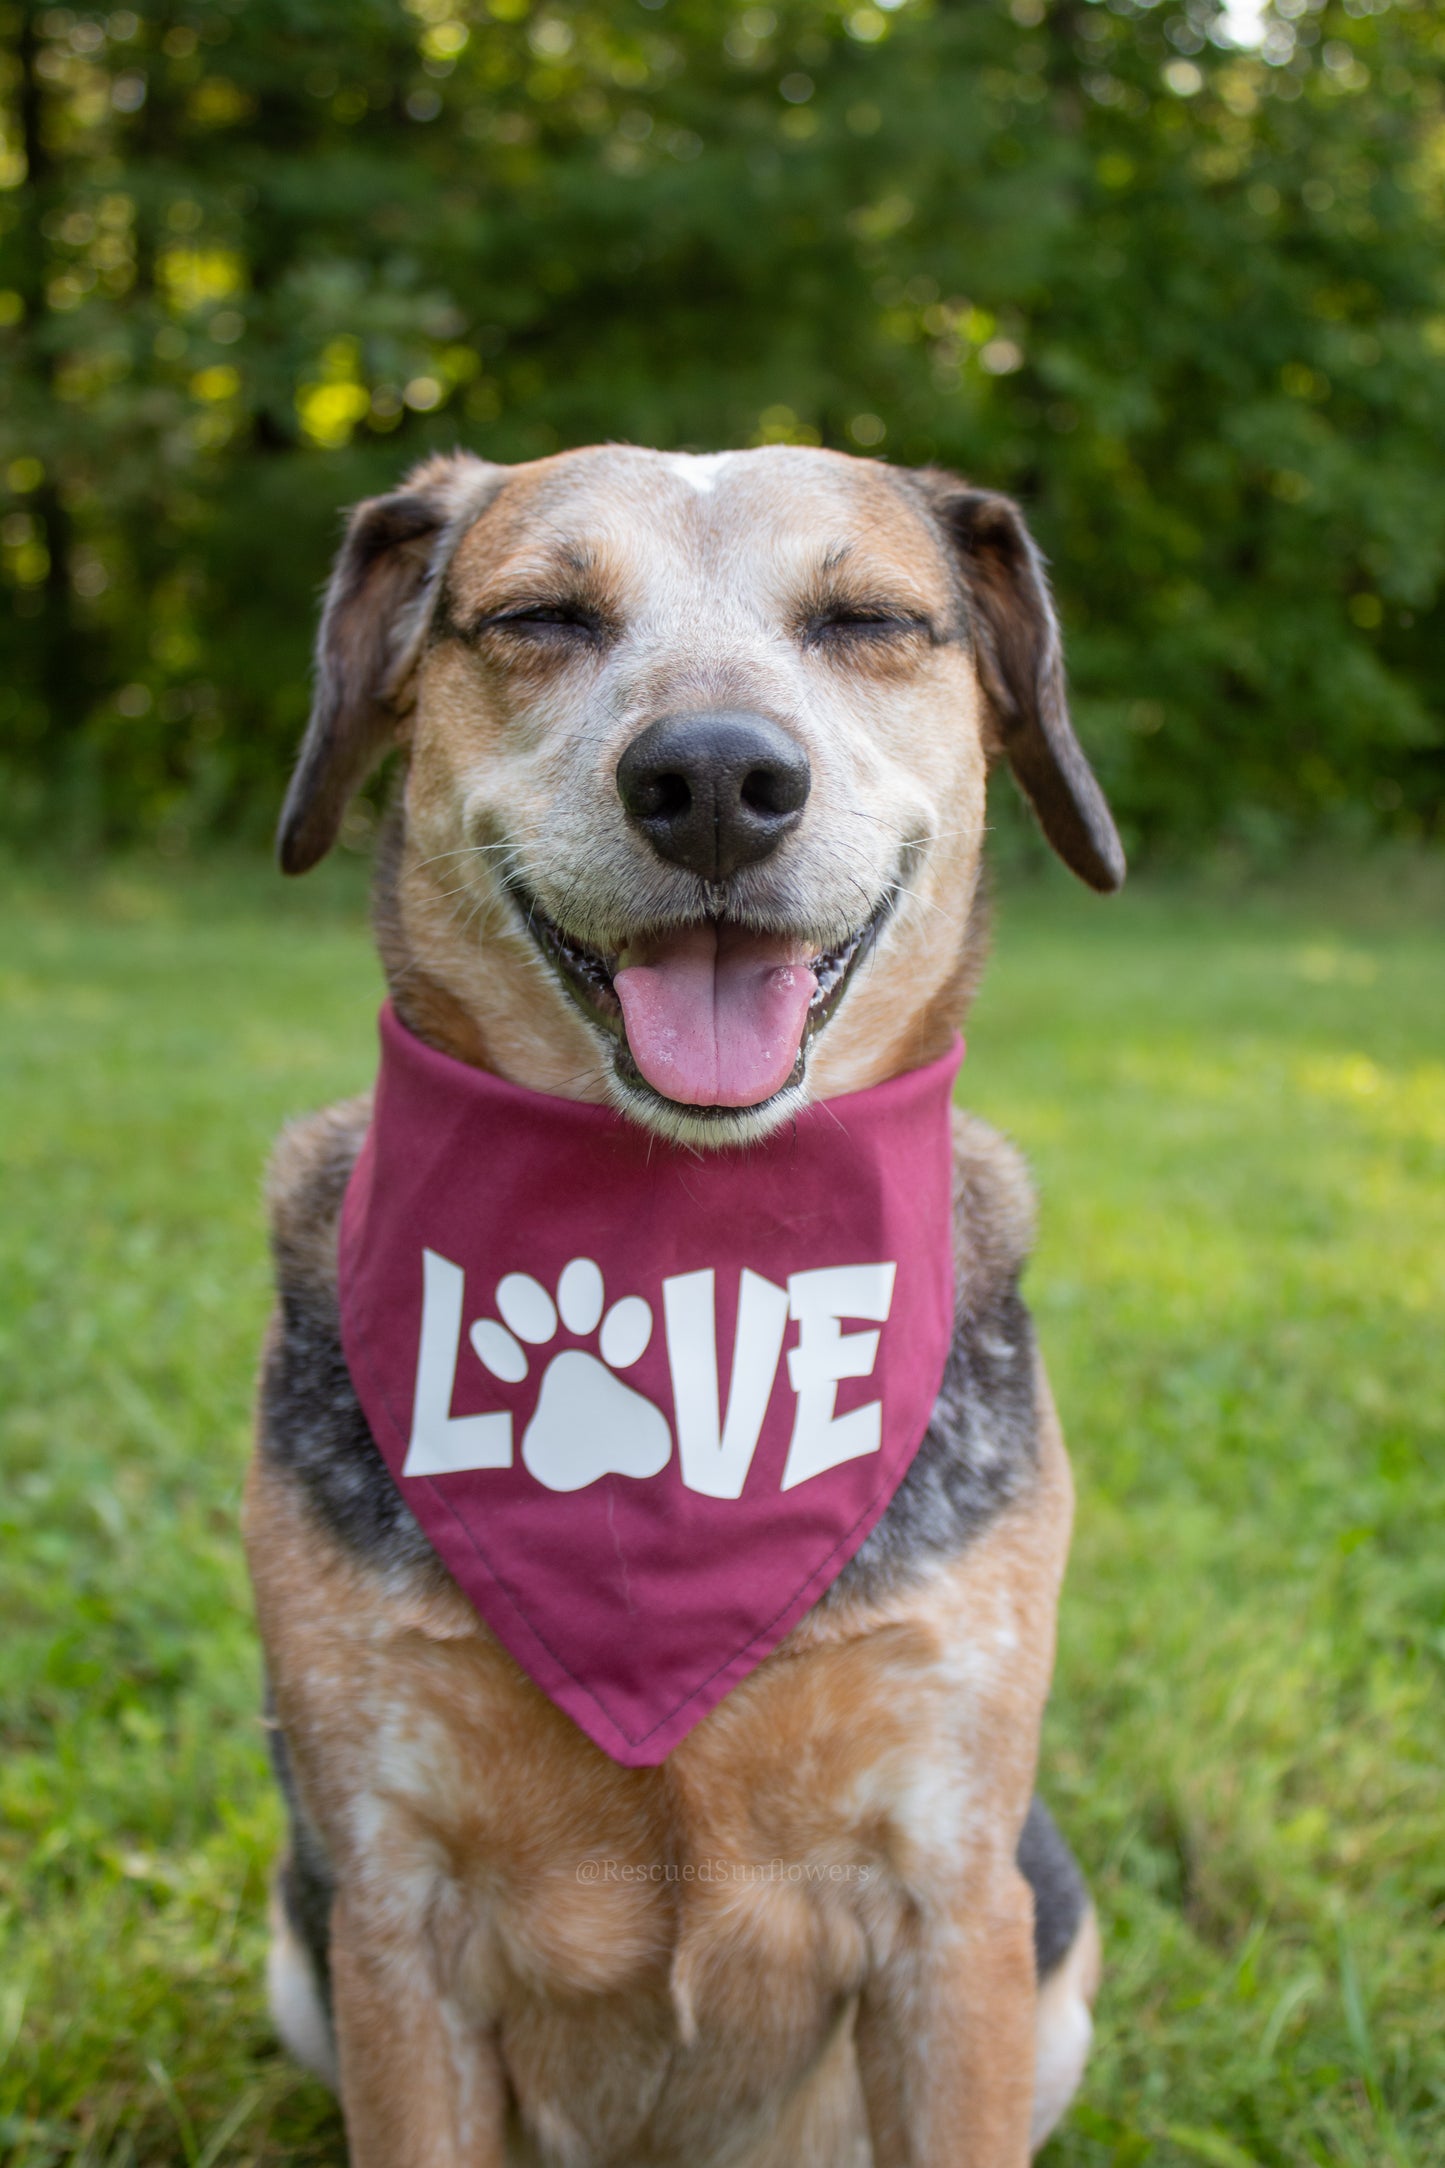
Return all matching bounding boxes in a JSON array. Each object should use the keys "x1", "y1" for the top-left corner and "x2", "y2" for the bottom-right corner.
[{"x1": 246, "y1": 444, "x2": 1123, "y2": 2166}]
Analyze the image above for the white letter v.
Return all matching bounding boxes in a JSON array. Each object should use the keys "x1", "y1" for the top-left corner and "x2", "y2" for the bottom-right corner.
[{"x1": 663, "y1": 1268, "x2": 789, "y2": 1500}]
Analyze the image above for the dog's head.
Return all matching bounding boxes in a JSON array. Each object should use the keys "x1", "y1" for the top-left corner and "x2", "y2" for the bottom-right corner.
[{"x1": 280, "y1": 445, "x2": 1122, "y2": 1144}]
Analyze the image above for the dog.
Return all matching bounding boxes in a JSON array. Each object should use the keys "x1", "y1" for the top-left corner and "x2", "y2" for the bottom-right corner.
[{"x1": 245, "y1": 443, "x2": 1123, "y2": 2167}]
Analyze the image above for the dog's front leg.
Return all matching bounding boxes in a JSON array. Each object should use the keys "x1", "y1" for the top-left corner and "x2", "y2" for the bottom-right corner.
[
  {"x1": 855, "y1": 1862, "x2": 1036, "y2": 2168},
  {"x1": 330, "y1": 1897, "x2": 508, "y2": 2168}
]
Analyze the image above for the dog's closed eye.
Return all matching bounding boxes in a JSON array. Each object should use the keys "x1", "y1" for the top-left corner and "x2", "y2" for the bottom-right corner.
[
  {"x1": 801, "y1": 601, "x2": 937, "y2": 650},
  {"x1": 485, "y1": 600, "x2": 611, "y2": 644}
]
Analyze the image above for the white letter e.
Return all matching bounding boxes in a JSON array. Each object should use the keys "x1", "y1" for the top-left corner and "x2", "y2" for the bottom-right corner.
[{"x1": 779, "y1": 1262, "x2": 896, "y2": 1491}]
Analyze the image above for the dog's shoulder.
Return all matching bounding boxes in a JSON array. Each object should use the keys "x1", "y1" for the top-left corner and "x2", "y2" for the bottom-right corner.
[
  {"x1": 260, "y1": 1096, "x2": 436, "y2": 1576},
  {"x1": 266, "y1": 1093, "x2": 372, "y2": 1293},
  {"x1": 949, "y1": 1105, "x2": 1037, "y2": 1311},
  {"x1": 832, "y1": 1107, "x2": 1045, "y2": 1605}
]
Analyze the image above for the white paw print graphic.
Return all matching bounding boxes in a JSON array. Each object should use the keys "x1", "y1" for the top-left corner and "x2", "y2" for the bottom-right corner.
[{"x1": 470, "y1": 1258, "x2": 672, "y2": 1493}]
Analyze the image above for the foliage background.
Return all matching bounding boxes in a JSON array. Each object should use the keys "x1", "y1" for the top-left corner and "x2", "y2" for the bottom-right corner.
[{"x1": 2, "y1": 0, "x2": 1443, "y2": 859}]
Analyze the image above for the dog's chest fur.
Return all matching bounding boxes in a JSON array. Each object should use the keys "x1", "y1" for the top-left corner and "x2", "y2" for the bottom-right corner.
[{"x1": 247, "y1": 1093, "x2": 1069, "y2": 2163}]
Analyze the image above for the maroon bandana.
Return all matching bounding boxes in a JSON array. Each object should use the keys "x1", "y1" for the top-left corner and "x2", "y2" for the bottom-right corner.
[{"x1": 337, "y1": 1004, "x2": 961, "y2": 1765}]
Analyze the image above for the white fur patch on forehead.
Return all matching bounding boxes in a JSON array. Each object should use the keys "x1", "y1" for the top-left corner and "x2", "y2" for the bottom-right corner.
[{"x1": 662, "y1": 452, "x2": 737, "y2": 496}]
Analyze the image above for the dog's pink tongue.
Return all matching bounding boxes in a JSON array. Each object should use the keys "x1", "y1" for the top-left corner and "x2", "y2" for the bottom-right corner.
[{"x1": 614, "y1": 925, "x2": 817, "y2": 1107}]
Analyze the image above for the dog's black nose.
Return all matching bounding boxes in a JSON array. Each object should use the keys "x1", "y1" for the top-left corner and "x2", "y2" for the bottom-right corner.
[{"x1": 616, "y1": 710, "x2": 811, "y2": 882}]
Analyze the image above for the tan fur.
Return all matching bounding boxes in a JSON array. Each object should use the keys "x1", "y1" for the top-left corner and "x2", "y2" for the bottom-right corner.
[{"x1": 251, "y1": 444, "x2": 1113, "y2": 2164}]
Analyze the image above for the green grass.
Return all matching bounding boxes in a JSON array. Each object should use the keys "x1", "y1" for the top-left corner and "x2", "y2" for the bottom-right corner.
[{"x1": 2, "y1": 853, "x2": 1442, "y2": 2168}]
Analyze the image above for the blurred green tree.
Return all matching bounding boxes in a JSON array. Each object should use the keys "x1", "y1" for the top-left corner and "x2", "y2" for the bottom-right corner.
[{"x1": 1, "y1": 0, "x2": 1441, "y2": 856}]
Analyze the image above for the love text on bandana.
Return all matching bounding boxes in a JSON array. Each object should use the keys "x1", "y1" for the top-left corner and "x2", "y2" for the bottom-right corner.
[{"x1": 405, "y1": 1249, "x2": 898, "y2": 1497}]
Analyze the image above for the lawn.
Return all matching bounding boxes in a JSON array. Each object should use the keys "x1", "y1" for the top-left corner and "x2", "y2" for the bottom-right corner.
[{"x1": 2, "y1": 851, "x2": 1442, "y2": 2168}]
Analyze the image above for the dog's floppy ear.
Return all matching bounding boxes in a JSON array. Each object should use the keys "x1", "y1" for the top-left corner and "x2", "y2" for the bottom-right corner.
[
  {"x1": 917, "y1": 472, "x2": 1125, "y2": 893},
  {"x1": 277, "y1": 451, "x2": 503, "y2": 875}
]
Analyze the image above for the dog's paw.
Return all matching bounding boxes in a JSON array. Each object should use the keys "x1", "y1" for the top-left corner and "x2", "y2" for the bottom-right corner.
[{"x1": 470, "y1": 1258, "x2": 671, "y2": 1492}]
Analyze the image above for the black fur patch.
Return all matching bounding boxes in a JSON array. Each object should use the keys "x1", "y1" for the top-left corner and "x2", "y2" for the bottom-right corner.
[
  {"x1": 1017, "y1": 1794, "x2": 1090, "y2": 1980},
  {"x1": 260, "y1": 1267, "x2": 434, "y2": 1578},
  {"x1": 266, "y1": 1685, "x2": 337, "y2": 2012}
]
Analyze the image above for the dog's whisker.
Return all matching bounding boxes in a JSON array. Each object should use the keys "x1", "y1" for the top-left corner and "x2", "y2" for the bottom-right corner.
[{"x1": 879, "y1": 878, "x2": 949, "y2": 927}]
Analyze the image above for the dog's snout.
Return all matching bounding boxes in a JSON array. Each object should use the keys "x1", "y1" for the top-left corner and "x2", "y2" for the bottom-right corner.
[{"x1": 616, "y1": 710, "x2": 811, "y2": 882}]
